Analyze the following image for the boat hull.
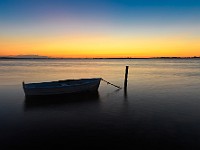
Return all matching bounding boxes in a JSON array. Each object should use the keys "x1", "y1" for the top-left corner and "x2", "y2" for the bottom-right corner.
[{"x1": 23, "y1": 78, "x2": 101, "y2": 97}]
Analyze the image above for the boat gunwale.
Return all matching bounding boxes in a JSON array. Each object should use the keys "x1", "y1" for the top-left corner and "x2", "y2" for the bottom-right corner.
[{"x1": 23, "y1": 78, "x2": 101, "y2": 89}]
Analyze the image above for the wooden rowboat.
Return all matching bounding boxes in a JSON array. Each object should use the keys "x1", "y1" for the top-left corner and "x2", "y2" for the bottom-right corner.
[{"x1": 23, "y1": 78, "x2": 101, "y2": 97}]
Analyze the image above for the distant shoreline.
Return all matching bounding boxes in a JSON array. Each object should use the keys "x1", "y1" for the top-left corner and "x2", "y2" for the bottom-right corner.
[{"x1": 0, "y1": 57, "x2": 200, "y2": 60}]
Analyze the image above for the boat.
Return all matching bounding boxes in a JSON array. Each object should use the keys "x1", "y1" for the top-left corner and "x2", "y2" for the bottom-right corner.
[{"x1": 22, "y1": 78, "x2": 101, "y2": 97}]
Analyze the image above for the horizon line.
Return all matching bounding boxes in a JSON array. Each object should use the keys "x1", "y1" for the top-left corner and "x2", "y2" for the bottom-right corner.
[{"x1": 0, "y1": 56, "x2": 200, "y2": 59}]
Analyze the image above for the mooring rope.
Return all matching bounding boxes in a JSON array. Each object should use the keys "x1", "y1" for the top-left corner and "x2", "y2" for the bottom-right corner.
[{"x1": 101, "y1": 78, "x2": 122, "y2": 89}]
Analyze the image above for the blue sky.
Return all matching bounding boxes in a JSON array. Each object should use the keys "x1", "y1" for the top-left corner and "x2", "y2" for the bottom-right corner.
[
  {"x1": 1, "y1": 0, "x2": 200, "y2": 21},
  {"x1": 0, "y1": 0, "x2": 200, "y2": 34},
  {"x1": 1, "y1": 0, "x2": 200, "y2": 37},
  {"x1": 0, "y1": 0, "x2": 200, "y2": 57}
]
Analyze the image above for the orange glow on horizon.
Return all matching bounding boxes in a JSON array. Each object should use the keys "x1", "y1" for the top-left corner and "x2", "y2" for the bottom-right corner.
[{"x1": 0, "y1": 34, "x2": 200, "y2": 58}]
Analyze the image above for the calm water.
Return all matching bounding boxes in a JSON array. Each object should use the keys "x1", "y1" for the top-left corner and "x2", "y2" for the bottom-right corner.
[{"x1": 0, "y1": 59, "x2": 200, "y2": 148}]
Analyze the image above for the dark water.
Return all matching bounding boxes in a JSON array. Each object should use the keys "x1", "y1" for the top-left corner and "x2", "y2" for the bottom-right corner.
[{"x1": 0, "y1": 59, "x2": 200, "y2": 149}]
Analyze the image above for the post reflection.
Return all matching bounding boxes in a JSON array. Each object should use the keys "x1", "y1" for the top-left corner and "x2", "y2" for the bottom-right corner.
[{"x1": 124, "y1": 88, "x2": 128, "y2": 100}]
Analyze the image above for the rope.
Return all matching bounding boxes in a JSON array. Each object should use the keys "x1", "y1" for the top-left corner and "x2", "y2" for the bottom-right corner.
[{"x1": 101, "y1": 78, "x2": 122, "y2": 89}]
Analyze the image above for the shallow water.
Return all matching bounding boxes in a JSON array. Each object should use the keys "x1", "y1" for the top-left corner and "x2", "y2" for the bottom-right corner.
[{"x1": 0, "y1": 59, "x2": 200, "y2": 148}]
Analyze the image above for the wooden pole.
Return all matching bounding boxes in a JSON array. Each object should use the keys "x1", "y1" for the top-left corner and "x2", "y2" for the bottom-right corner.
[{"x1": 124, "y1": 66, "x2": 129, "y2": 90}]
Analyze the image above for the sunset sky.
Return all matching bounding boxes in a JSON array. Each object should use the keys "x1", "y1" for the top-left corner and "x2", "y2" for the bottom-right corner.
[{"x1": 0, "y1": 0, "x2": 200, "y2": 58}]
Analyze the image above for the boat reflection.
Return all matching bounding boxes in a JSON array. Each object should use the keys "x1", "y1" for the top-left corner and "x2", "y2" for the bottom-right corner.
[{"x1": 24, "y1": 91, "x2": 100, "y2": 110}]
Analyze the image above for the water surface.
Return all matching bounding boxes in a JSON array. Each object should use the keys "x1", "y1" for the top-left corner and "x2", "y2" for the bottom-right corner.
[{"x1": 0, "y1": 59, "x2": 200, "y2": 148}]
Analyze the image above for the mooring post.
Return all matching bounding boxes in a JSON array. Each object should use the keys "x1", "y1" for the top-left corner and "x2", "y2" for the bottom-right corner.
[{"x1": 124, "y1": 66, "x2": 129, "y2": 90}]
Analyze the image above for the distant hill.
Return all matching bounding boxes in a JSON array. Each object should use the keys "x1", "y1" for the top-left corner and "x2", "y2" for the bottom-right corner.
[
  {"x1": 0, "y1": 55, "x2": 49, "y2": 59},
  {"x1": 13, "y1": 55, "x2": 49, "y2": 59}
]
